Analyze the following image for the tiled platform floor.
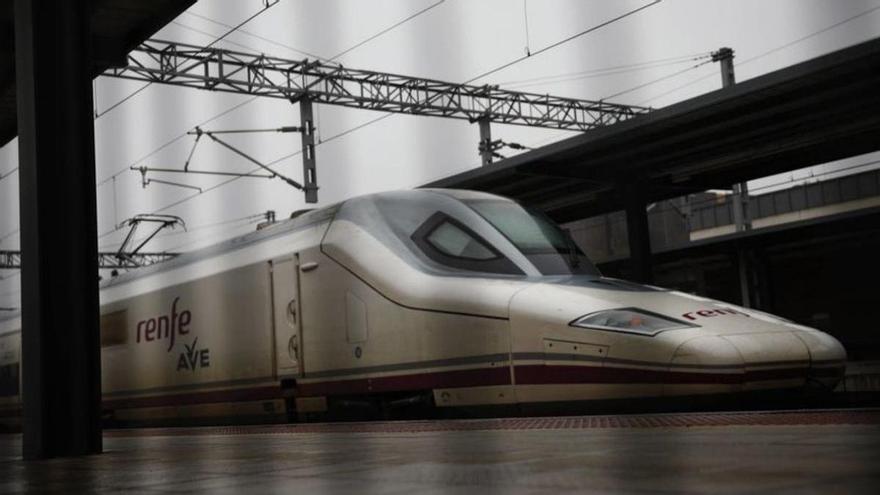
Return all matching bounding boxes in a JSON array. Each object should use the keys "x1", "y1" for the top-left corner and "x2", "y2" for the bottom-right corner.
[{"x1": 1, "y1": 410, "x2": 879, "y2": 494}]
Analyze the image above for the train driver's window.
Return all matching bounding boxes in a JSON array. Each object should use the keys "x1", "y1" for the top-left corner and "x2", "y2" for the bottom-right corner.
[
  {"x1": 412, "y1": 212, "x2": 524, "y2": 275},
  {"x1": 427, "y1": 221, "x2": 496, "y2": 260}
]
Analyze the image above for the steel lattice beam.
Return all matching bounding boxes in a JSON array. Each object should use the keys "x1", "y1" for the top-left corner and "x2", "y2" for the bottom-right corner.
[
  {"x1": 0, "y1": 250, "x2": 178, "y2": 270},
  {"x1": 105, "y1": 39, "x2": 651, "y2": 131}
]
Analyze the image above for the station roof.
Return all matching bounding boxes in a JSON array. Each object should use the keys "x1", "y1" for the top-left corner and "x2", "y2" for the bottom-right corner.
[
  {"x1": 0, "y1": 0, "x2": 195, "y2": 147},
  {"x1": 426, "y1": 37, "x2": 880, "y2": 223}
]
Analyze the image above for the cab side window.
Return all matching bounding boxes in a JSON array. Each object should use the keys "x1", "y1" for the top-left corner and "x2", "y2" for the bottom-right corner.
[
  {"x1": 412, "y1": 212, "x2": 523, "y2": 275},
  {"x1": 426, "y1": 221, "x2": 496, "y2": 260}
]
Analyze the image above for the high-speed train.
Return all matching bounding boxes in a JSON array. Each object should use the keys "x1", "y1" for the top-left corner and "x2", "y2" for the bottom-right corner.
[{"x1": 0, "y1": 189, "x2": 846, "y2": 424}]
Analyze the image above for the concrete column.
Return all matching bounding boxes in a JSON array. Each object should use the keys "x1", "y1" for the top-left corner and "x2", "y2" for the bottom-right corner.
[
  {"x1": 623, "y1": 181, "x2": 653, "y2": 284},
  {"x1": 15, "y1": 0, "x2": 102, "y2": 459}
]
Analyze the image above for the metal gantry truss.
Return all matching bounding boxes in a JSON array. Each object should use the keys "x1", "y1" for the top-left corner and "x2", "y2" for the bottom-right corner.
[
  {"x1": 108, "y1": 39, "x2": 649, "y2": 131},
  {"x1": 105, "y1": 39, "x2": 652, "y2": 201},
  {"x1": 0, "y1": 250, "x2": 179, "y2": 270}
]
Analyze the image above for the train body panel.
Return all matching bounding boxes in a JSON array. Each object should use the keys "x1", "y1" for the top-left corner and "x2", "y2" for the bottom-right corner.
[
  {"x1": 94, "y1": 214, "x2": 336, "y2": 421},
  {"x1": 297, "y1": 247, "x2": 515, "y2": 404},
  {"x1": 0, "y1": 188, "x2": 847, "y2": 424},
  {"x1": 100, "y1": 262, "x2": 276, "y2": 409}
]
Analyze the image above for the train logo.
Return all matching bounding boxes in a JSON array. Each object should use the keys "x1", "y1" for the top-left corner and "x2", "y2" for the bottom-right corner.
[
  {"x1": 681, "y1": 307, "x2": 749, "y2": 321},
  {"x1": 177, "y1": 337, "x2": 210, "y2": 372},
  {"x1": 135, "y1": 296, "x2": 193, "y2": 352}
]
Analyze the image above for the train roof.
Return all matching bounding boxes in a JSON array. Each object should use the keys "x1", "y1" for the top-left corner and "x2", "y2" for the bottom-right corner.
[
  {"x1": 98, "y1": 203, "x2": 341, "y2": 291},
  {"x1": 95, "y1": 188, "x2": 515, "y2": 288},
  {"x1": 0, "y1": 188, "x2": 557, "y2": 323}
]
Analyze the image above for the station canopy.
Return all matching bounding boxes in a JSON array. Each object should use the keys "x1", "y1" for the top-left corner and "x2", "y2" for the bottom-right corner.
[
  {"x1": 426, "y1": 37, "x2": 880, "y2": 222},
  {"x1": 0, "y1": 0, "x2": 196, "y2": 147}
]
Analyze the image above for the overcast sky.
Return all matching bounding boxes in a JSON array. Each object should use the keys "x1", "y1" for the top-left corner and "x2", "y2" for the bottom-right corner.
[{"x1": 1, "y1": 0, "x2": 879, "y2": 308}]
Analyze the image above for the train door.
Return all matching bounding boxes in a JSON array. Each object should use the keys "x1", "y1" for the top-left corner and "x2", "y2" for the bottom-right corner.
[{"x1": 271, "y1": 255, "x2": 302, "y2": 376}]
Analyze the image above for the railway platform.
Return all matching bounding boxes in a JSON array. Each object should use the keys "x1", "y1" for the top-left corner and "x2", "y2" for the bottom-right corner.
[{"x1": 1, "y1": 408, "x2": 879, "y2": 494}]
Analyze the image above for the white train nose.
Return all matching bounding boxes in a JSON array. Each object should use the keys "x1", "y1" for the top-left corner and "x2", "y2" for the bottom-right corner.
[
  {"x1": 723, "y1": 332, "x2": 811, "y2": 390},
  {"x1": 669, "y1": 332, "x2": 816, "y2": 392},
  {"x1": 668, "y1": 336, "x2": 743, "y2": 395},
  {"x1": 791, "y1": 329, "x2": 848, "y2": 389}
]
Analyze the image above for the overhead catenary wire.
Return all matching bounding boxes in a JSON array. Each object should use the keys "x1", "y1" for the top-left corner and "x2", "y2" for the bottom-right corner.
[
  {"x1": 0, "y1": 0, "x2": 667, "y2": 294},
  {"x1": 0, "y1": 229, "x2": 19, "y2": 246},
  {"x1": 95, "y1": 0, "x2": 444, "y2": 189},
  {"x1": 638, "y1": 3, "x2": 880, "y2": 105},
  {"x1": 499, "y1": 53, "x2": 711, "y2": 89},
  {"x1": 114, "y1": 0, "x2": 666, "y2": 237},
  {"x1": 603, "y1": 57, "x2": 714, "y2": 101},
  {"x1": 145, "y1": 178, "x2": 203, "y2": 193},
  {"x1": 94, "y1": 83, "x2": 153, "y2": 118},
  {"x1": 193, "y1": 0, "x2": 667, "y2": 186},
  {"x1": 94, "y1": 4, "x2": 447, "y2": 247},
  {"x1": 464, "y1": 0, "x2": 663, "y2": 84},
  {"x1": 0, "y1": 166, "x2": 18, "y2": 183},
  {"x1": 192, "y1": 127, "x2": 305, "y2": 189},
  {"x1": 94, "y1": 3, "x2": 294, "y2": 188},
  {"x1": 109, "y1": 0, "x2": 866, "y2": 256},
  {"x1": 101, "y1": 20, "x2": 319, "y2": 187},
  {"x1": 182, "y1": 9, "x2": 326, "y2": 61},
  {"x1": 169, "y1": 19, "x2": 314, "y2": 60},
  {"x1": 327, "y1": 0, "x2": 446, "y2": 61},
  {"x1": 16, "y1": 2, "x2": 877, "y2": 256},
  {"x1": 170, "y1": 0, "x2": 666, "y2": 192},
  {"x1": 247, "y1": 1, "x2": 668, "y2": 179},
  {"x1": 112, "y1": 176, "x2": 118, "y2": 226},
  {"x1": 739, "y1": 3, "x2": 880, "y2": 68},
  {"x1": 114, "y1": 153, "x2": 880, "y2": 255},
  {"x1": 0, "y1": 277, "x2": 23, "y2": 300},
  {"x1": 94, "y1": 0, "x2": 282, "y2": 119},
  {"x1": 522, "y1": 0, "x2": 531, "y2": 56},
  {"x1": 96, "y1": 96, "x2": 260, "y2": 187}
]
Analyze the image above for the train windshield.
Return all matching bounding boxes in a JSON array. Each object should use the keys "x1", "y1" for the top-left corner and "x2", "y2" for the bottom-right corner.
[{"x1": 464, "y1": 199, "x2": 600, "y2": 276}]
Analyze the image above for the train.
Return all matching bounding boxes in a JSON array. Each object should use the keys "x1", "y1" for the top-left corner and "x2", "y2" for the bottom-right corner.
[{"x1": 0, "y1": 188, "x2": 847, "y2": 425}]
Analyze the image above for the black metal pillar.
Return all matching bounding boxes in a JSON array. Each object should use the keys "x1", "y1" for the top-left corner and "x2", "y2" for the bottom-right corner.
[
  {"x1": 478, "y1": 118, "x2": 493, "y2": 166},
  {"x1": 714, "y1": 47, "x2": 754, "y2": 306},
  {"x1": 14, "y1": 0, "x2": 102, "y2": 459},
  {"x1": 623, "y1": 181, "x2": 653, "y2": 284},
  {"x1": 735, "y1": 249, "x2": 752, "y2": 308},
  {"x1": 713, "y1": 47, "x2": 752, "y2": 233},
  {"x1": 299, "y1": 97, "x2": 318, "y2": 203}
]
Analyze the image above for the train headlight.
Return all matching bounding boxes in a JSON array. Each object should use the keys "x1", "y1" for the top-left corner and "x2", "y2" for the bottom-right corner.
[{"x1": 569, "y1": 308, "x2": 696, "y2": 336}]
